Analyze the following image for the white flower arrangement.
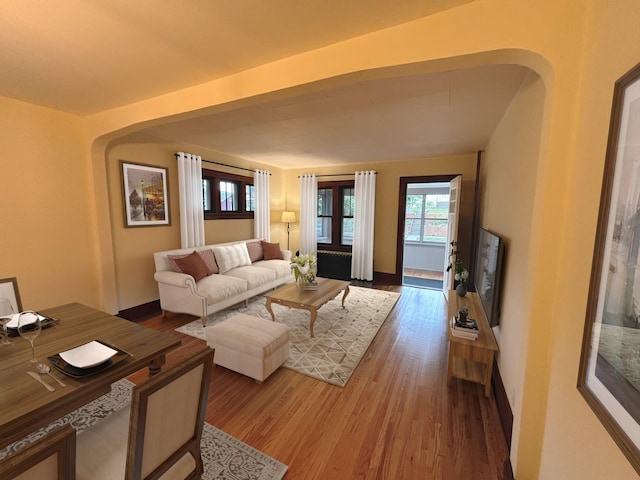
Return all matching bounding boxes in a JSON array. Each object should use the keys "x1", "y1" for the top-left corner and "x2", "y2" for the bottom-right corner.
[
  {"x1": 291, "y1": 252, "x2": 317, "y2": 283},
  {"x1": 453, "y1": 258, "x2": 469, "y2": 285}
]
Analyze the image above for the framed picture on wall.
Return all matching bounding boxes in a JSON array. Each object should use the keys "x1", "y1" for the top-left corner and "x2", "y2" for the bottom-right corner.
[
  {"x1": 0, "y1": 277, "x2": 23, "y2": 312},
  {"x1": 121, "y1": 161, "x2": 170, "y2": 227},
  {"x1": 578, "y1": 62, "x2": 640, "y2": 475}
]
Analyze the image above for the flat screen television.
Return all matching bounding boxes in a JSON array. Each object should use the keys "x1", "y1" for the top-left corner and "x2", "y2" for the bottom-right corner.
[{"x1": 473, "y1": 228, "x2": 506, "y2": 327}]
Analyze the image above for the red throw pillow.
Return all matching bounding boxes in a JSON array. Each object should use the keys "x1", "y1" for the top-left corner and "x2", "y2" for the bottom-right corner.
[
  {"x1": 173, "y1": 251, "x2": 212, "y2": 281},
  {"x1": 261, "y1": 241, "x2": 283, "y2": 260},
  {"x1": 168, "y1": 250, "x2": 218, "y2": 274}
]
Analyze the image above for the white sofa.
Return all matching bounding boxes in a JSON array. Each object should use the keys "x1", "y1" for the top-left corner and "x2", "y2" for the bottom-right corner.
[{"x1": 153, "y1": 239, "x2": 293, "y2": 325}]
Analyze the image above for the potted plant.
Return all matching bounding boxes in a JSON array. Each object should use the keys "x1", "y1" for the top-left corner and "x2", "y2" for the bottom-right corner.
[{"x1": 458, "y1": 305, "x2": 469, "y2": 323}]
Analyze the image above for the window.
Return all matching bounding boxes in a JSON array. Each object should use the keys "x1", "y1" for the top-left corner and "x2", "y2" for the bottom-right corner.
[
  {"x1": 245, "y1": 185, "x2": 255, "y2": 212},
  {"x1": 317, "y1": 180, "x2": 354, "y2": 251},
  {"x1": 220, "y1": 180, "x2": 238, "y2": 212},
  {"x1": 342, "y1": 186, "x2": 354, "y2": 245},
  {"x1": 317, "y1": 188, "x2": 333, "y2": 243},
  {"x1": 404, "y1": 193, "x2": 449, "y2": 243},
  {"x1": 202, "y1": 169, "x2": 254, "y2": 220}
]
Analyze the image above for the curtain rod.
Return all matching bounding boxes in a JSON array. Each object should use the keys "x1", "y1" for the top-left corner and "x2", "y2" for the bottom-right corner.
[
  {"x1": 173, "y1": 153, "x2": 270, "y2": 175},
  {"x1": 298, "y1": 172, "x2": 377, "y2": 178}
]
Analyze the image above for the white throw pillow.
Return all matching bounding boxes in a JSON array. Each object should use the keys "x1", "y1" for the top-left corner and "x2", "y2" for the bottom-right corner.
[{"x1": 212, "y1": 243, "x2": 252, "y2": 274}]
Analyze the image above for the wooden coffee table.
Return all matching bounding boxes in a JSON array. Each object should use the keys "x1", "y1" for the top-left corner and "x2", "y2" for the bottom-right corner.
[{"x1": 264, "y1": 277, "x2": 350, "y2": 337}]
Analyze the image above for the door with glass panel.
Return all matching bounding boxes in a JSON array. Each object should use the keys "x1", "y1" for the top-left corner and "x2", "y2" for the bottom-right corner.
[
  {"x1": 403, "y1": 183, "x2": 451, "y2": 290},
  {"x1": 442, "y1": 175, "x2": 461, "y2": 299}
]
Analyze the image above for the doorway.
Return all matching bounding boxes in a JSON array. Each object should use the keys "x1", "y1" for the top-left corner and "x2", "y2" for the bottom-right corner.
[{"x1": 397, "y1": 175, "x2": 459, "y2": 290}]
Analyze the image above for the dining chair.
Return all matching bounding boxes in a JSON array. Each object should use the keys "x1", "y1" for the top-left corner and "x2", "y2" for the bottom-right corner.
[
  {"x1": 76, "y1": 348, "x2": 214, "y2": 480},
  {"x1": 0, "y1": 424, "x2": 76, "y2": 480}
]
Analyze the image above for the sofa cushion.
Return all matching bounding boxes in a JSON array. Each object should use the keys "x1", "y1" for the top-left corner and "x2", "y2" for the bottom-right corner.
[
  {"x1": 173, "y1": 251, "x2": 212, "y2": 282},
  {"x1": 246, "y1": 240, "x2": 264, "y2": 263},
  {"x1": 224, "y1": 265, "x2": 276, "y2": 290},
  {"x1": 168, "y1": 249, "x2": 218, "y2": 274},
  {"x1": 212, "y1": 243, "x2": 252, "y2": 274},
  {"x1": 261, "y1": 241, "x2": 283, "y2": 260},
  {"x1": 253, "y1": 259, "x2": 292, "y2": 279},
  {"x1": 196, "y1": 274, "x2": 247, "y2": 303}
]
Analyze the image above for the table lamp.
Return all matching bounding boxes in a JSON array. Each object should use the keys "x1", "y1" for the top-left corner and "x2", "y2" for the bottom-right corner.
[{"x1": 280, "y1": 211, "x2": 296, "y2": 250}]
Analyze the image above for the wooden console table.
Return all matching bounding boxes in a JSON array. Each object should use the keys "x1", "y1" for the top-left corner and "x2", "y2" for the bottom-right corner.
[{"x1": 447, "y1": 291, "x2": 499, "y2": 397}]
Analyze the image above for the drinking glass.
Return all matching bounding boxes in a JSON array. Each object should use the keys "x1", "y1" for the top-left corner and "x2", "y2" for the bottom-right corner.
[
  {"x1": 17, "y1": 311, "x2": 41, "y2": 363},
  {"x1": 0, "y1": 298, "x2": 13, "y2": 345}
]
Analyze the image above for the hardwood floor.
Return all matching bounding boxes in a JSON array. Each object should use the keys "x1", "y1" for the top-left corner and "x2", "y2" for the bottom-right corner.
[
  {"x1": 130, "y1": 285, "x2": 511, "y2": 479},
  {"x1": 403, "y1": 268, "x2": 444, "y2": 281}
]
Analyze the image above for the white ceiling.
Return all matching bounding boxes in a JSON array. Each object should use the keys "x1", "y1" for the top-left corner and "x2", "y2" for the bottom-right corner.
[
  {"x1": 141, "y1": 64, "x2": 528, "y2": 168},
  {"x1": 1, "y1": 0, "x2": 529, "y2": 168}
]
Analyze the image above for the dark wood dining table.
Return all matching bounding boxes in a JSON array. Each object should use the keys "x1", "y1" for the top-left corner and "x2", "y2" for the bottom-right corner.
[{"x1": 0, "y1": 302, "x2": 181, "y2": 449}]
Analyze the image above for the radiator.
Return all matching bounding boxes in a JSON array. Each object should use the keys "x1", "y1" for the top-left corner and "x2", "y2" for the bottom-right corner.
[{"x1": 317, "y1": 250, "x2": 352, "y2": 281}]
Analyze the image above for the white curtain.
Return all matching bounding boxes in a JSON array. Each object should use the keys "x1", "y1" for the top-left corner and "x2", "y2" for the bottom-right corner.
[
  {"x1": 351, "y1": 170, "x2": 376, "y2": 281},
  {"x1": 176, "y1": 152, "x2": 205, "y2": 249},
  {"x1": 254, "y1": 169, "x2": 271, "y2": 240},
  {"x1": 299, "y1": 174, "x2": 317, "y2": 255}
]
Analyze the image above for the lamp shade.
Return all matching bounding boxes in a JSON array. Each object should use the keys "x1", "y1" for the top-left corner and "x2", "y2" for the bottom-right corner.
[{"x1": 281, "y1": 211, "x2": 296, "y2": 223}]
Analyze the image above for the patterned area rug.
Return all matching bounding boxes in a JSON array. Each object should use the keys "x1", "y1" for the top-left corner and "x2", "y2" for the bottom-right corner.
[
  {"x1": 176, "y1": 286, "x2": 401, "y2": 387},
  {"x1": 0, "y1": 379, "x2": 288, "y2": 480}
]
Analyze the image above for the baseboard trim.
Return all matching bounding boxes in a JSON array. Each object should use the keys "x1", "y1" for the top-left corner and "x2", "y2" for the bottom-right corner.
[
  {"x1": 492, "y1": 359, "x2": 514, "y2": 480},
  {"x1": 117, "y1": 300, "x2": 161, "y2": 322},
  {"x1": 492, "y1": 359, "x2": 513, "y2": 448},
  {"x1": 374, "y1": 271, "x2": 401, "y2": 285}
]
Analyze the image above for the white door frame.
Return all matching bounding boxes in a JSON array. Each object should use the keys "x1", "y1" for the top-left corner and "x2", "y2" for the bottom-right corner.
[
  {"x1": 396, "y1": 175, "x2": 461, "y2": 288},
  {"x1": 443, "y1": 175, "x2": 462, "y2": 299}
]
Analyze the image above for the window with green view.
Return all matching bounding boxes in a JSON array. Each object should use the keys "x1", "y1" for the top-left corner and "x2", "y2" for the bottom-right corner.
[{"x1": 404, "y1": 193, "x2": 449, "y2": 243}]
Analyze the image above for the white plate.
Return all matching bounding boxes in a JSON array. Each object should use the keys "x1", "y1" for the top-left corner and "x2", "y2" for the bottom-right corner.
[
  {"x1": 4, "y1": 313, "x2": 47, "y2": 329},
  {"x1": 59, "y1": 341, "x2": 118, "y2": 369}
]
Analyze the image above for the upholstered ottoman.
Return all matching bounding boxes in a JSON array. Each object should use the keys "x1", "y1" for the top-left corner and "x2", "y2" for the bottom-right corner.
[{"x1": 204, "y1": 314, "x2": 290, "y2": 382}]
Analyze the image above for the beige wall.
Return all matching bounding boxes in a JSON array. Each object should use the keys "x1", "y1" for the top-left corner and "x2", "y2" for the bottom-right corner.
[
  {"x1": 105, "y1": 141, "x2": 180, "y2": 310},
  {"x1": 482, "y1": 70, "x2": 546, "y2": 476},
  {"x1": 81, "y1": 2, "x2": 633, "y2": 477},
  {"x1": 105, "y1": 138, "x2": 475, "y2": 309},
  {"x1": 105, "y1": 138, "x2": 475, "y2": 310},
  {"x1": 283, "y1": 155, "x2": 477, "y2": 275},
  {"x1": 0, "y1": 96, "x2": 99, "y2": 310},
  {"x1": 3, "y1": 0, "x2": 640, "y2": 478},
  {"x1": 105, "y1": 138, "x2": 287, "y2": 310},
  {"x1": 538, "y1": 0, "x2": 640, "y2": 478}
]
